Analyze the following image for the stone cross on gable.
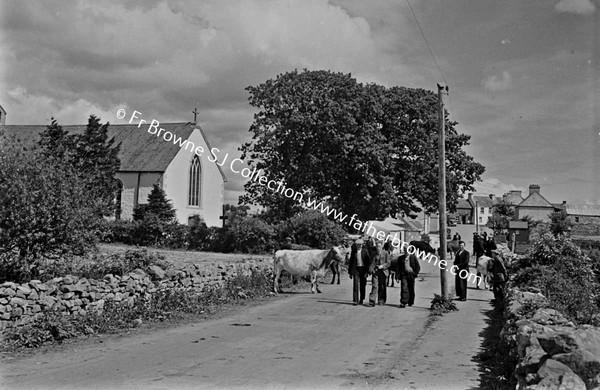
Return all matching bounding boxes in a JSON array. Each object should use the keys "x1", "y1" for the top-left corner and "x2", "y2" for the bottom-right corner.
[{"x1": 192, "y1": 108, "x2": 199, "y2": 123}]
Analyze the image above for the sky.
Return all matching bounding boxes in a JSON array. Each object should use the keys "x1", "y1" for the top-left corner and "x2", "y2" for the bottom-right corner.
[{"x1": 0, "y1": 0, "x2": 598, "y2": 207}]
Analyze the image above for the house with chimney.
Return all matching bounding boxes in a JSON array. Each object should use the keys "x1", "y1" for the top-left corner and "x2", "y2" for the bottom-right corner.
[
  {"x1": 0, "y1": 105, "x2": 227, "y2": 226},
  {"x1": 514, "y1": 185, "x2": 564, "y2": 223},
  {"x1": 468, "y1": 193, "x2": 500, "y2": 227}
]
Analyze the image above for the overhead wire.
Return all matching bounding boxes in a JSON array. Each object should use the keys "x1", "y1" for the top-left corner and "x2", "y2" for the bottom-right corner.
[{"x1": 405, "y1": 0, "x2": 455, "y2": 118}]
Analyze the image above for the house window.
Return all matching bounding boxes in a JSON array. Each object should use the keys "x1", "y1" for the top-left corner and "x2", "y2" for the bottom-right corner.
[
  {"x1": 479, "y1": 217, "x2": 483, "y2": 223},
  {"x1": 188, "y1": 156, "x2": 202, "y2": 207},
  {"x1": 575, "y1": 216, "x2": 580, "y2": 223},
  {"x1": 480, "y1": 207, "x2": 485, "y2": 214}
]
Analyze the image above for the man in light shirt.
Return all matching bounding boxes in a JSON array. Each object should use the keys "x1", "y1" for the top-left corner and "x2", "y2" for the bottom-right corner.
[{"x1": 348, "y1": 239, "x2": 372, "y2": 306}]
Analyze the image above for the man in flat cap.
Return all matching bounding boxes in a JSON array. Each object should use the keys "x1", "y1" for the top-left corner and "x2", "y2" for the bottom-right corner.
[{"x1": 490, "y1": 249, "x2": 508, "y2": 304}]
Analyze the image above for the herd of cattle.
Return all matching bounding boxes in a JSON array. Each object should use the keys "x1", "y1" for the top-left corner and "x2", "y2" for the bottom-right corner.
[{"x1": 272, "y1": 242, "x2": 495, "y2": 294}]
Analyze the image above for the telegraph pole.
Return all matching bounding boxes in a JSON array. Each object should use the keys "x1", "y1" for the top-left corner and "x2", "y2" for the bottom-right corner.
[{"x1": 438, "y1": 84, "x2": 449, "y2": 299}]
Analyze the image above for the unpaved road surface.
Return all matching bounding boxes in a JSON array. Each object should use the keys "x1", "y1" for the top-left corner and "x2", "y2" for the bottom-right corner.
[{"x1": 0, "y1": 259, "x2": 492, "y2": 390}]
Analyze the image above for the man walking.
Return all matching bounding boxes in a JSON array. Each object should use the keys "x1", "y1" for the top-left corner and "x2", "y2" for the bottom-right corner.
[
  {"x1": 368, "y1": 241, "x2": 391, "y2": 306},
  {"x1": 397, "y1": 250, "x2": 421, "y2": 308},
  {"x1": 348, "y1": 239, "x2": 372, "y2": 306},
  {"x1": 454, "y1": 241, "x2": 470, "y2": 301},
  {"x1": 490, "y1": 249, "x2": 508, "y2": 304}
]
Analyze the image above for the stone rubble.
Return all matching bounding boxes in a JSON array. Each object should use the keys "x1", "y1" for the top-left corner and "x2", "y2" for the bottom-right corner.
[{"x1": 502, "y1": 287, "x2": 600, "y2": 389}]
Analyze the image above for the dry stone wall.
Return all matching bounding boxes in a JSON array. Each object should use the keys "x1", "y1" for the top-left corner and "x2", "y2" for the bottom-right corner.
[
  {"x1": 0, "y1": 258, "x2": 272, "y2": 331},
  {"x1": 501, "y1": 288, "x2": 600, "y2": 389}
]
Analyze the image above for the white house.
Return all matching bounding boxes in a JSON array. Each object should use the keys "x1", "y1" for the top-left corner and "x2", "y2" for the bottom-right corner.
[{"x1": 0, "y1": 119, "x2": 226, "y2": 226}]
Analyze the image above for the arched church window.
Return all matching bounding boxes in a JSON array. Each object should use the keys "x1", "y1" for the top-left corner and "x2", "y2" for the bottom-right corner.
[{"x1": 189, "y1": 156, "x2": 202, "y2": 207}]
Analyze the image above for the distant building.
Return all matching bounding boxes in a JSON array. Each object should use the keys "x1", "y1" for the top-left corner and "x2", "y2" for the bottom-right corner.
[
  {"x1": 0, "y1": 110, "x2": 226, "y2": 226},
  {"x1": 468, "y1": 193, "x2": 499, "y2": 227},
  {"x1": 456, "y1": 198, "x2": 473, "y2": 224},
  {"x1": 502, "y1": 190, "x2": 524, "y2": 205},
  {"x1": 514, "y1": 185, "x2": 562, "y2": 222},
  {"x1": 566, "y1": 204, "x2": 600, "y2": 237}
]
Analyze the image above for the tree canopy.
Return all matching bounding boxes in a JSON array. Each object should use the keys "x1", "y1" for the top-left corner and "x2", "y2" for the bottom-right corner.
[
  {"x1": 39, "y1": 115, "x2": 121, "y2": 216},
  {"x1": 487, "y1": 199, "x2": 515, "y2": 233},
  {"x1": 240, "y1": 69, "x2": 485, "y2": 222}
]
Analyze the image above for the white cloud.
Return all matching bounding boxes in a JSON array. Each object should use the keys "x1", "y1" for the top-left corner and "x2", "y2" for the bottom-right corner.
[
  {"x1": 555, "y1": 0, "x2": 596, "y2": 15},
  {"x1": 482, "y1": 71, "x2": 512, "y2": 92},
  {"x1": 472, "y1": 177, "x2": 526, "y2": 198},
  {"x1": 501, "y1": 38, "x2": 511, "y2": 45}
]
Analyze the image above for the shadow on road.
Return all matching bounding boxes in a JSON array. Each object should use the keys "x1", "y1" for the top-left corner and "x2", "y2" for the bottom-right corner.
[
  {"x1": 470, "y1": 304, "x2": 516, "y2": 390},
  {"x1": 316, "y1": 299, "x2": 355, "y2": 306}
]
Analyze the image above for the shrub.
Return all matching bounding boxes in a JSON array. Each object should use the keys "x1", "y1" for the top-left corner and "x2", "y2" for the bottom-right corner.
[
  {"x1": 187, "y1": 215, "x2": 211, "y2": 250},
  {"x1": 430, "y1": 294, "x2": 458, "y2": 316},
  {"x1": 527, "y1": 232, "x2": 583, "y2": 266},
  {"x1": 0, "y1": 136, "x2": 101, "y2": 283},
  {"x1": 276, "y1": 210, "x2": 347, "y2": 248},
  {"x1": 98, "y1": 219, "x2": 136, "y2": 245},
  {"x1": 228, "y1": 216, "x2": 276, "y2": 253},
  {"x1": 514, "y1": 234, "x2": 600, "y2": 325}
]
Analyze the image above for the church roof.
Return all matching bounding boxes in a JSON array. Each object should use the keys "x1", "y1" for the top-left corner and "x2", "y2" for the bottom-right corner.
[
  {"x1": 517, "y1": 192, "x2": 554, "y2": 208},
  {"x1": 0, "y1": 122, "x2": 226, "y2": 180}
]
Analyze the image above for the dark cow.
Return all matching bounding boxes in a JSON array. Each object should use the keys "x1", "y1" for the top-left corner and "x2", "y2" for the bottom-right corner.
[
  {"x1": 273, "y1": 247, "x2": 345, "y2": 294},
  {"x1": 387, "y1": 254, "x2": 401, "y2": 287}
]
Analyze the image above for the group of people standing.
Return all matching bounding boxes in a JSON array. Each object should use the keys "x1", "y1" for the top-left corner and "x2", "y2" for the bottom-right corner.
[
  {"x1": 347, "y1": 234, "x2": 433, "y2": 308},
  {"x1": 344, "y1": 231, "x2": 508, "y2": 307}
]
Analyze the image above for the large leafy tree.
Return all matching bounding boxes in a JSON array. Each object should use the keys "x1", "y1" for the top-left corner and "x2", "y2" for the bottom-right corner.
[
  {"x1": 240, "y1": 69, "x2": 485, "y2": 221},
  {"x1": 487, "y1": 199, "x2": 515, "y2": 233},
  {"x1": 39, "y1": 115, "x2": 121, "y2": 216}
]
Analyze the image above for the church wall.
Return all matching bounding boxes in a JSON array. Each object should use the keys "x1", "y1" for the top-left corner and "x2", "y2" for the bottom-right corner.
[
  {"x1": 162, "y1": 128, "x2": 225, "y2": 227},
  {"x1": 115, "y1": 172, "x2": 161, "y2": 220}
]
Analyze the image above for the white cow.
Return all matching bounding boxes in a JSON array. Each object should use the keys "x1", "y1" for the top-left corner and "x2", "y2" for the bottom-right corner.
[
  {"x1": 273, "y1": 247, "x2": 345, "y2": 294},
  {"x1": 475, "y1": 255, "x2": 493, "y2": 289}
]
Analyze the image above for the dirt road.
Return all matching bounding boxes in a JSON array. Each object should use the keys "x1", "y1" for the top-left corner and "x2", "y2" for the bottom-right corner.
[{"x1": 0, "y1": 258, "x2": 492, "y2": 390}]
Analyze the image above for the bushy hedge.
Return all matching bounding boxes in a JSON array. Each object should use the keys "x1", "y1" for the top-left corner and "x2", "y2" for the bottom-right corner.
[
  {"x1": 276, "y1": 210, "x2": 347, "y2": 249},
  {"x1": 102, "y1": 210, "x2": 348, "y2": 254},
  {"x1": 511, "y1": 232, "x2": 600, "y2": 325}
]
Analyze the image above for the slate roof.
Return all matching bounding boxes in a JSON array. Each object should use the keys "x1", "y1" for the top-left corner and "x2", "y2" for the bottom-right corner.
[
  {"x1": 471, "y1": 196, "x2": 497, "y2": 208},
  {"x1": 503, "y1": 192, "x2": 524, "y2": 205},
  {"x1": 457, "y1": 199, "x2": 472, "y2": 209},
  {"x1": 517, "y1": 192, "x2": 554, "y2": 208},
  {"x1": 566, "y1": 204, "x2": 600, "y2": 217},
  {"x1": 0, "y1": 123, "x2": 226, "y2": 181}
]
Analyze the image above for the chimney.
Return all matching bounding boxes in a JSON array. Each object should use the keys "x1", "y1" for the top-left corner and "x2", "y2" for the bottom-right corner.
[
  {"x1": 468, "y1": 193, "x2": 473, "y2": 202},
  {"x1": 529, "y1": 184, "x2": 540, "y2": 196},
  {"x1": 0, "y1": 104, "x2": 6, "y2": 126},
  {"x1": 489, "y1": 194, "x2": 495, "y2": 200}
]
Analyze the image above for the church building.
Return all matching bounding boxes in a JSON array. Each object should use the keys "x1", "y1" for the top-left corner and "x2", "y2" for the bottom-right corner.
[{"x1": 0, "y1": 106, "x2": 226, "y2": 226}]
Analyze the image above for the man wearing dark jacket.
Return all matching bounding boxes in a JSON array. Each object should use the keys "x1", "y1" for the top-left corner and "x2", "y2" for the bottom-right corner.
[
  {"x1": 396, "y1": 252, "x2": 421, "y2": 308},
  {"x1": 453, "y1": 241, "x2": 470, "y2": 301},
  {"x1": 348, "y1": 239, "x2": 372, "y2": 306},
  {"x1": 368, "y1": 241, "x2": 391, "y2": 306}
]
